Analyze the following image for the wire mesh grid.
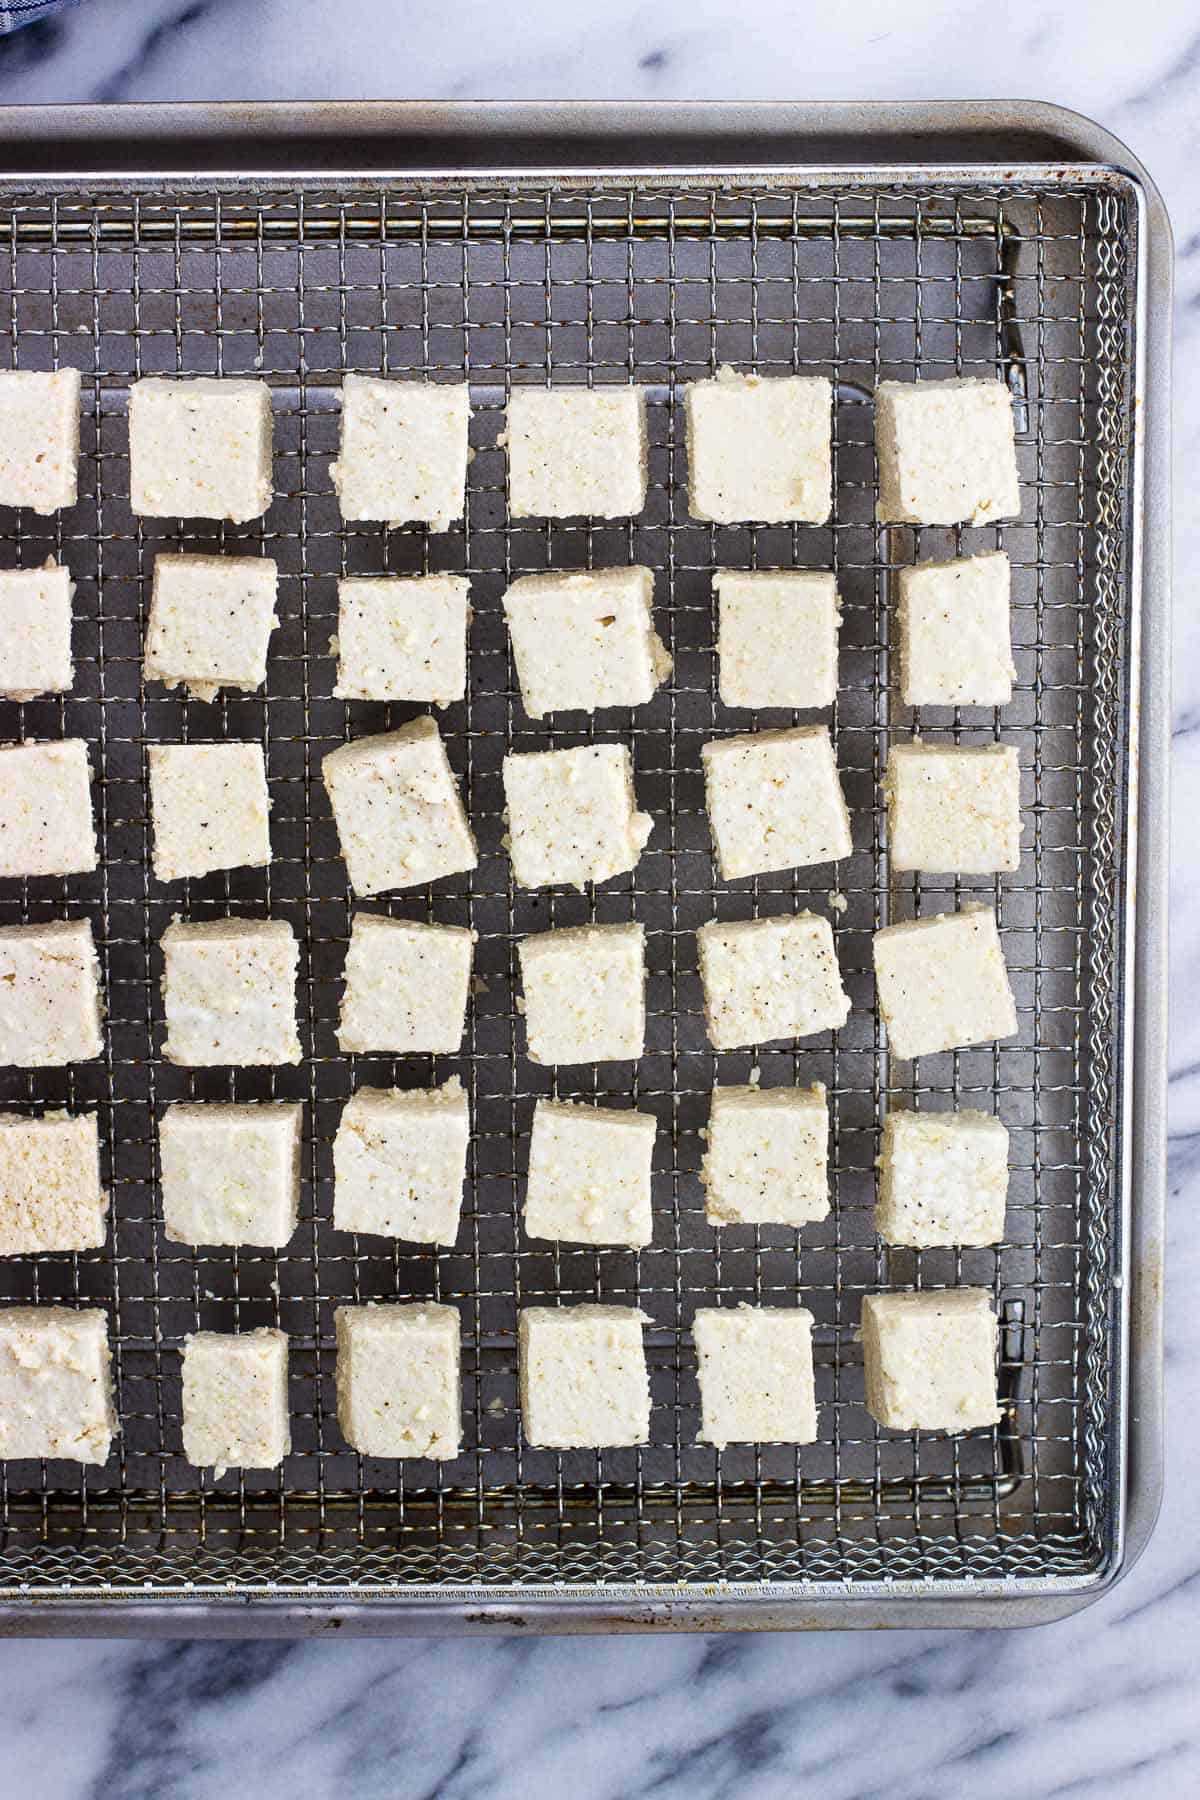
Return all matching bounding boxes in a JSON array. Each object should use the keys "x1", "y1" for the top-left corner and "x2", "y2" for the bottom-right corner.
[{"x1": 0, "y1": 172, "x2": 1134, "y2": 1600}]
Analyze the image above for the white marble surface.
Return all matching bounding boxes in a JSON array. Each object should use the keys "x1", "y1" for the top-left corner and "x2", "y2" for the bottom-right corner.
[{"x1": 0, "y1": 4, "x2": 1195, "y2": 1797}]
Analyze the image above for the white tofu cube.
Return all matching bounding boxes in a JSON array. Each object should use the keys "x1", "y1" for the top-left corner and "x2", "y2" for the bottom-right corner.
[
  {"x1": 159, "y1": 1102, "x2": 302, "y2": 1247},
  {"x1": 143, "y1": 554, "x2": 278, "y2": 702},
  {"x1": 322, "y1": 716, "x2": 477, "y2": 897},
  {"x1": 0, "y1": 369, "x2": 80, "y2": 514},
  {"x1": 517, "y1": 922, "x2": 645, "y2": 1065},
  {"x1": 0, "y1": 739, "x2": 96, "y2": 878},
  {"x1": 128, "y1": 377, "x2": 273, "y2": 522},
  {"x1": 331, "y1": 375, "x2": 469, "y2": 530},
  {"x1": 161, "y1": 917, "x2": 300, "y2": 1066},
  {"x1": 519, "y1": 1304, "x2": 650, "y2": 1449},
  {"x1": 861, "y1": 1288, "x2": 1001, "y2": 1432},
  {"x1": 886, "y1": 741, "x2": 1021, "y2": 874},
  {"x1": 872, "y1": 905, "x2": 1017, "y2": 1060},
  {"x1": 524, "y1": 1099, "x2": 655, "y2": 1248},
  {"x1": 506, "y1": 387, "x2": 647, "y2": 519},
  {"x1": 0, "y1": 561, "x2": 74, "y2": 700},
  {"x1": 502, "y1": 744, "x2": 653, "y2": 889},
  {"x1": 337, "y1": 912, "x2": 474, "y2": 1055},
  {"x1": 335, "y1": 1302, "x2": 461, "y2": 1460},
  {"x1": 333, "y1": 1079, "x2": 469, "y2": 1244},
  {"x1": 701, "y1": 1083, "x2": 828, "y2": 1227},
  {"x1": 685, "y1": 368, "x2": 831, "y2": 524},
  {"x1": 181, "y1": 1328, "x2": 291, "y2": 1475},
  {"x1": 875, "y1": 378, "x2": 1020, "y2": 526},
  {"x1": 0, "y1": 1111, "x2": 107, "y2": 1255},
  {"x1": 148, "y1": 743, "x2": 271, "y2": 884},
  {"x1": 693, "y1": 1305, "x2": 818, "y2": 1447},
  {"x1": 698, "y1": 913, "x2": 849, "y2": 1050},
  {"x1": 702, "y1": 726, "x2": 852, "y2": 879},
  {"x1": 876, "y1": 1108, "x2": 1009, "y2": 1248},
  {"x1": 333, "y1": 574, "x2": 468, "y2": 707},
  {"x1": 716, "y1": 570, "x2": 840, "y2": 710},
  {"x1": 502, "y1": 567, "x2": 670, "y2": 717},
  {"x1": 0, "y1": 921, "x2": 104, "y2": 1066},
  {"x1": 898, "y1": 551, "x2": 1015, "y2": 708},
  {"x1": 0, "y1": 1306, "x2": 114, "y2": 1463}
]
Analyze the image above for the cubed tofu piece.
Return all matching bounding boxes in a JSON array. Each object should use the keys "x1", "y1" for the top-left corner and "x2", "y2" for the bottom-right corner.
[
  {"x1": 886, "y1": 741, "x2": 1021, "y2": 874},
  {"x1": 702, "y1": 726, "x2": 852, "y2": 879},
  {"x1": 335, "y1": 1302, "x2": 461, "y2": 1460},
  {"x1": 161, "y1": 917, "x2": 300, "y2": 1066},
  {"x1": 716, "y1": 569, "x2": 840, "y2": 710},
  {"x1": 506, "y1": 387, "x2": 647, "y2": 519},
  {"x1": 331, "y1": 375, "x2": 469, "y2": 530},
  {"x1": 0, "y1": 739, "x2": 96, "y2": 878},
  {"x1": 876, "y1": 1108, "x2": 1009, "y2": 1248},
  {"x1": 519, "y1": 1304, "x2": 650, "y2": 1449},
  {"x1": 685, "y1": 368, "x2": 832, "y2": 524},
  {"x1": 698, "y1": 913, "x2": 849, "y2": 1050},
  {"x1": 337, "y1": 912, "x2": 474, "y2": 1055},
  {"x1": 143, "y1": 553, "x2": 279, "y2": 702},
  {"x1": 0, "y1": 921, "x2": 104, "y2": 1066},
  {"x1": 148, "y1": 742, "x2": 271, "y2": 884},
  {"x1": 872, "y1": 905, "x2": 1017, "y2": 1059},
  {"x1": 0, "y1": 369, "x2": 80, "y2": 514},
  {"x1": 322, "y1": 716, "x2": 477, "y2": 897},
  {"x1": 0, "y1": 1111, "x2": 107, "y2": 1255},
  {"x1": 701, "y1": 1083, "x2": 828, "y2": 1227},
  {"x1": 694, "y1": 1305, "x2": 818, "y2": 1447},
  {"x1": 0, "y1": 1306, "x2": 114, "y2": 1463},
  {"x1": 0, "y1": 561, "x2": 74, "y2": 700},
  {"x1": 524, "y1": 1099, "x2": 656, "y2": 1248},
  {"x1": 159, "y1": 1102, "x2": 302, "y2": 1247},
  {"x1": 333, "y1": 574, "x2": 469, "y2": 707},
  {"x1": 517, "y1": 922, "x2": 645, "y2": 1065},
  {"x1": 503, "y1": 567, "x2": 670, "y2": 717},
  {"x1": 502, "y1": 744, "x2": 653, "y2": 889},
  {"x1": 875, "y1": 378, "x2": 1020, "y2": 526},
  {"x1": 898, "y1": 551, "x2": 1015, "y2": 708},
  {"x1": 861, "y1": 1288, "x2": 1001, "y2": 1432},
  {"x1": 128, "y1": 377, "x2": 273, "y2": 522},
  {"x1": 181, "y1": 1328, "x2": 290, "y2": 1475},
  {"x1": 333, "y1": 1079, "x2": 469, "y2": 1244}
]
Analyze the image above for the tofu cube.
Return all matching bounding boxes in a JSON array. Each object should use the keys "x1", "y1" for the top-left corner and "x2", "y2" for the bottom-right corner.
[
  {"x1": 0, "y1": 739, "x2": 97, "y2": 877},
  {"x1": 702, "y1": 726, "x2": 852, "y2": 879},
  {"x1": 701, "y1": 1083, "x2": 828, "y2": 1227},
  {"x1": 873, "y1": 905, "x2": 1017, "y2": 1060},
  {"x1": 698, "y1": 913, "x2": 849, "y2": 1050},
  {"x1": 181, "y1": 1328, "x2": 291, "y2": 1474},
  {"x1": 861, "y1": 1288, "x2": 1001, "y2": 1432},
  {"x1": 524, "y1": 1099, "x2": 656, "y2": 1248},
  {"x1": 0, "y1": 1111, "x2": 107, "y2": 1255},
  {"x1": 331, "y1": 375, "x2": 469, "y2": 530},
  {"x1": 685, "y1": 368, "x2": 831, "y2": 524},
  {"x1": 333, "y1": 1079, "x2": 469, "y2": 1244},
  {"x1": 322, "y1": 716, "x2": 477, "y2": 897},
  {"x1": 502, "y1": 744, "x2": 653, "y2": 889},
  {"x1": 898, "y1": 551, "x2": 1015, "y2": 708},
  {"x1": 337, "y1": 912, "x2": 474, "y2": 1055},
  {"x1": 143, "y1": 553, "x2": 279, "y2": 702},
  {"x1": 0, "y1": 1306, "x2": 114, "y2": 1463},
  {"x1": 128, "y1": 377, "x2": 273, "y2": 522},
  {"x1": 0, "y1": 369, "x2": 80, "y2": 514},
  {"x1": 0, "y1": 561, "x2": 74, "y2": 700},
  {"x1": 716, "y1": 569, "x2": 840, "y2": 710},
  {"x1": 517, "y1": 922, "x2": 645, "y2": 1065},
  {"x1": 333, "y1": 574, "x2": 469, "y2": 707},
  {"x1": 161, "y1": 917, "x2": 300, "y2": 1066},
  {"x1": 335, "y1": 1302, "x2": 461, "y2": 1460},
  {"x1": 886, "y1": 742, "x2": 1021, "y2": 874},
  {"x1": 503, "y1": 567, "x2": 670, "y2": 717},
  {"x1": 519, "y1": 1304, "x2": 650, "y2": 1449},
  {"x1": 159, "y1": 1102, "x2": 302, "y2": 1247},
  {"x1": 876, "y1": 1108, "x2": 1009, "y2": 1248},
  {"x1": 0, "y1": 921, "x2": 104, "y2": 1066},
  {"x1": 694, "y1": 1305, "x2": 818, "y2": 1447},
  {"x1": 148, "y1": 742, "x2": 271, "y2": 884},
  {"x1": 506, "y1": 387, "x2": 647, "y2": 519},
  {"x1": 875, "y1": 378, "x2": 1020, "y2": 526}
]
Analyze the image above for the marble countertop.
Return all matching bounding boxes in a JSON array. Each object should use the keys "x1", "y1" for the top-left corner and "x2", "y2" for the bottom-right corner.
[{"x1": 0, "y1": 4, "x2": 1194, "y2": 1798}]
